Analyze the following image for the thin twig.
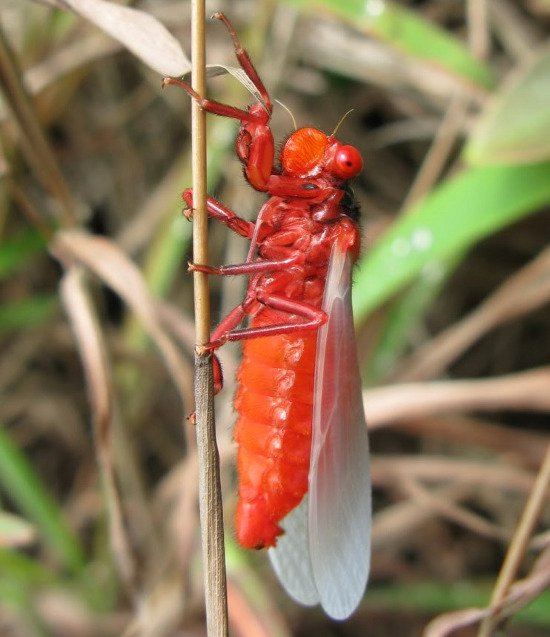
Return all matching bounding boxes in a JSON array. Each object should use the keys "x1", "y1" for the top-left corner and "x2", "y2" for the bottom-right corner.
[
  {"x1": 397, "y1": 247, "x2": 550, "y2": 382},
  {"x1": 0, "y1": 24, "x2": 75, "y2": 226},
  {"x1": 467, "y1": 0, "x2": 489, "y2": 60},
  {"x1": 401, "y1": 92, "x2": 468, "y2": 211},
  {"x1": 477, "y1": 441, "x2": 550, "y2": 637},
  {"x1": 189, "y1": 2, "x2": 229, "y2": 635}
]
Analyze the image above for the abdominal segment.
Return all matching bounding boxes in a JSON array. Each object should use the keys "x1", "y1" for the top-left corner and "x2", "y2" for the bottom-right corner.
[{"x1": 234, "y1": 311, "x2": 316, "y2": 549}]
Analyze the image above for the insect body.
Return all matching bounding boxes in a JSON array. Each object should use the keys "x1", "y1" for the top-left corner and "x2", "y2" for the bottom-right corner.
[{"x1": 165, "y1": 12, "x2": 371, "y2": 620}]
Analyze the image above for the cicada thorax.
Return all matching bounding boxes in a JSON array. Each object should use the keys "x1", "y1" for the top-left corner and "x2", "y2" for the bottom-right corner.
[{"x1": 233, "y1": 310, "x2": 317, "y2": 549}]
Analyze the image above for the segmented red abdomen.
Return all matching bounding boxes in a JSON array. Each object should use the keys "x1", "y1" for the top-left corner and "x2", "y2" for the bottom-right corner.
[{"x1": 234, "y1": 308, "x2": 317, "y2": 549}]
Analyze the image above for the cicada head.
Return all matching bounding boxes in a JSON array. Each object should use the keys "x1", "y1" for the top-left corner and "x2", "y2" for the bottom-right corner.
[{"x1": 281, "y1": 128, "x2": 363, "y2": 182}]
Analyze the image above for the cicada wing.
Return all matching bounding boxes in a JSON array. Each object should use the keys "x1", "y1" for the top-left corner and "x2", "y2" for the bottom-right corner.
[
  {"x1": 308, "y1": 244, "x2": 371, "y2": 620},
  {"x1": 268, "y1": 496, "x2": 318, "y2": 607}
]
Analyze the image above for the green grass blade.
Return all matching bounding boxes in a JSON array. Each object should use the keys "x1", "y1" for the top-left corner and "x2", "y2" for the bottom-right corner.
[
  {"x1": 466, "y1": 48, "x2": 550, "y2": 165},
  {"x1": 366, "y1": 581, "x2": 550, "y2": 626},
  {"x1": 0, "y1": 231, "x2": 46, "y2": 279},
  {"x1": 0, "y1": 512, "x2": 36, "y2": 548},
  {"x1": 353, "y1": 161, "x2": 550, "y2": 319},
  {"x1": 0, "y1": 295, "x2": 58, "y2": 332},
  {"x1": 0, "y1": 548, "x2": 57, "y2": 586},
  {"x1": 0, "y1": 427, "x2": 85, "y2": 573},
  {"x1": 284, "y1": 0, "x2": 495, "y2": 88}
]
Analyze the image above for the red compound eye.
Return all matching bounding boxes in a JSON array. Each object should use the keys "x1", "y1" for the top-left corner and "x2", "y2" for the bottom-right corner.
[{"x1": 333, "y1": 145, "x2": 363, "y2": 179}]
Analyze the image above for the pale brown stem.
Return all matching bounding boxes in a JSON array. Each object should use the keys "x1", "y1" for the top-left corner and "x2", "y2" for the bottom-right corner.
[
  {"x1": 478, "y1": 441, "x2": 550, "y2": 637},
  {"x1": 189, "y1": 2, "x2": 228, "y2": 635},
  {"x1": 0, "y1": 25, "x2": 75, "y2": 226}
]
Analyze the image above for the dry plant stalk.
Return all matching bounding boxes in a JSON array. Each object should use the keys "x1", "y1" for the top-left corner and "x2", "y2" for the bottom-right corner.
[
  {"x1": 0, "y1": 24, "x2": 74, "y2": 224},
  {"x1": 398, "y1": 247, "x2": 550, "y2": 382},
  {"x1": 59, "y1": 267, "x2": 137, "y2": 592},
  {"x1": 478, "y1": 441, "x2": 550, "y2": 637},
  {"x1": 189, "y1": 1, "x2": 228, "y2": 635}
]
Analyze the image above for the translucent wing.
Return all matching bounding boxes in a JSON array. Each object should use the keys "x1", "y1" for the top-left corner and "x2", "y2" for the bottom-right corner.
[
  {"x1": 269, "y1": 243, "x2": 371, "y2": 620},
  {"x1": 268, "y1": 496, "x2": 318, "y2": 607},
  {"x1": 309, "y1": 243, "x2": 371, "y2": 620}
]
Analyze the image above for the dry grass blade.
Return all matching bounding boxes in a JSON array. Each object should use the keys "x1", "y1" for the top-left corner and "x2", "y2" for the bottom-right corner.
[
  {"x1": 0, "y1": 32, "x2": 128, "y2": 125},
  {"x1": 489, "y1": 0, "x2": 543, "y2": 61},
  {"x1": 0, "y1": 25, "x2": 74, "y2": 224},
  {"x1": 479, "y1": 440, "x2": 550, "y2": 636},
  {"x1": 52, "y1": 230, "x2": 193, "y2": 407},
  {"x1": 404, "y1": 478, "x2": 509, "y2": 542},
  {"x1": 154, "y1": 299, "x2": 196, "y2": 354},
  {"x1": 373, "y1": 483, "x2": 474, "y2": 551},
  {"x1": 116, "y1": 155, "x2": 190, "y2": 255},
  {"x1": 392, "y1": 415, "x2": 547, "y2": 467},
  {"x1": 424, "y1": 607, "x2": 489, "y2": 637},
  {"x1": 424, "y1": 560, "x2": 550, "y2": 637},
  {"x1": 401, "y1": 92, "x2": 468, "y2": 210},
  {"x1": 373, "y1": 456, "x2": 535, "y2": 495},
  {"x1": 467, "y1": 0, "x2": 490, "y2": 59},
  {"x1": 227, "y1": 583, "x2": 276, "y2": 637},
  {"x1": 299, "y1": 19, "x2": 487, "y2": 104},
  {"x1": 399, "y1": 247, "x2": 550, "y2": 381},
  {"x1": 24, "y1": 32, "x2": 120, "y2": 100},
  {"x1": 372, "y1": 456, "x2": 538, "y2": 554},
  {"x1": 496, "y1": 568, "x2": 550, "y2": 624},
  {"x1": 365, "y1": 367, "x2": 550, "y2": 427},
  {"x1": 156, "y1": 454, "x2": 199, "y2": 573},
  {"x1": 60, "y1": 266, "x2": 137, "y2": 591},
  {"x1": 60, "y1": 0, "x2": 190, "y2": 76}
]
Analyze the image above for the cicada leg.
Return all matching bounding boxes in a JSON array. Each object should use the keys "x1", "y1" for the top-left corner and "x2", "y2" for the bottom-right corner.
[{"x1": 183, "y1": 189, "x2": 254, "y2": 239}]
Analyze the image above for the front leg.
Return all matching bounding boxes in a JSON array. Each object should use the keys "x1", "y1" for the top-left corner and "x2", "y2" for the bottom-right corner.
[
  {"x1": 162, "y1": 77, "x2": 275, "y2": 192},
  {"x1": 183, "y1": 189, "x2": 254, "y2": 239}
]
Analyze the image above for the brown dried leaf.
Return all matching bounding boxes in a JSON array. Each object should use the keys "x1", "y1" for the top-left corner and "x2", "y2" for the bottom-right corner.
[
  {"x1": 60, "y1": 267, "x2": 111, "y2": 437},
  {"x1": 60, "y1": 267, "x2": 136, "y2": 589},
  {"x1": 205, "y1": 64, "x2": 268, "y2": 107},
  {"x1": 53, "y1": 230, "x2": 192, "y2": 406},
  {"x1": 423, "y1": 607, "x2": 489, "y2": 637},
  {"x1": 59, "y1": 0, "x2": 190, "y2": 76}
]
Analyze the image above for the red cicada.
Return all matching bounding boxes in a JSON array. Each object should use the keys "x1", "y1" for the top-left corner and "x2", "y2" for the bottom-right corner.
[{"x1": 166, "y1": 13, "x2": 371, "y2": 620}]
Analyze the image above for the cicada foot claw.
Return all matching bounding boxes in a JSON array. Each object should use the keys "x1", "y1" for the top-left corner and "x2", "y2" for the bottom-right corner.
[
  {"x1": 182, "y1": 207, "x2": 195, "y2": 222},
  {"x1": 188, "y1": 261, "x2": 217, "y2": 274},
  {"x1": 195, "y1": 340, "x2": 224, "y2": 357}
]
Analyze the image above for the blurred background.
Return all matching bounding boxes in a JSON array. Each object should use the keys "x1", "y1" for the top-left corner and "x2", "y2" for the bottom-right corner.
[{"x1": 0, "y1": 0, "x2": 549, "y2": 635}]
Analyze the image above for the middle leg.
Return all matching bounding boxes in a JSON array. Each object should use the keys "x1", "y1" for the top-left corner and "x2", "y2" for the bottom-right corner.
[
  {"x1": 189, "y1": 251, "x2": 304, "y2": 276},
  {"x1": 183, "y1": 189, "x2": 254, "y2": 239}
]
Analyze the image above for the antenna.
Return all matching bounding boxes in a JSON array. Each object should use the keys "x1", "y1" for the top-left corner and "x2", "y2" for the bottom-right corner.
[
  {"x1": 275, "y1": 99, "x2": 298, "y2": 131},
  {"x1": 331, "y1": 109, "x2": 354, "y2": 137}
]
